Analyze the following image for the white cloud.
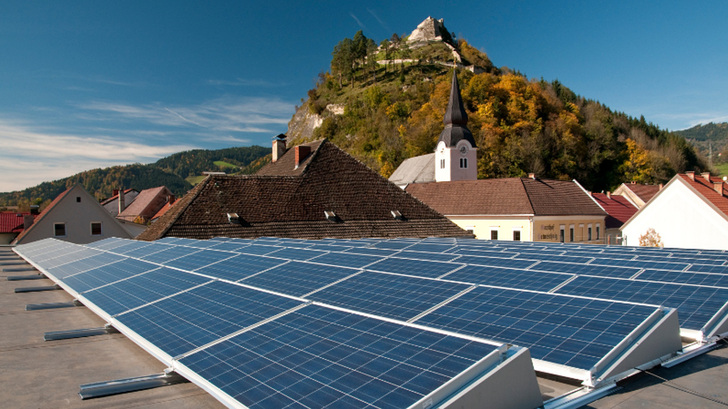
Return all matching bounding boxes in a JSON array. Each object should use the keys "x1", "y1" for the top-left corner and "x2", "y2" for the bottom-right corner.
[{"x1": 0, "y1": 120, "x2": 194, "y2": 192}]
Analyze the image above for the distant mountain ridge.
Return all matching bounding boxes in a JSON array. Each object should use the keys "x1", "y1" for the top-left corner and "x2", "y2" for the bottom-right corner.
[
  {"x1": 0, "y1": 145, "x2": 270, "y2": 209},
  {"x1": 287, "y1": 17, "x2": 705, "y2": 192},
  {"x1": 674, "y1": 122, "x2": 728, "y2": 161}
]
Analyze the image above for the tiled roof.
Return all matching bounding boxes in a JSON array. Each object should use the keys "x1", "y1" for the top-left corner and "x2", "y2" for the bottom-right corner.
[
  {"x1": 591, "y1": 193, "x2": 638, "y2": 229},
  {"x1": 12, "y1": 186, "x2": 73, "y2": 244},
  {"x1": 623, "y1": 183, "x2": 661, "y2": 203},
  {"x1": 256, "y1": 139, "x2": 324, "y2": 177},
  {"x1": 0, "y1": 212, "x2": 34, "y2": 234},
  {"x1": 406, "y1": 178, "x2": 606, "y2": 217},
  {"x1": 100, "y1": 188, "x2": 138, "y2": 206},
  {"x1": 138, "y1": 140, "x2": 469, "y2": 241},
  {"x1": 679, "y1": 173, "x2": 728, "y2": 218},
  {"x1": 118, "y1": 186, "x2": 173, "y2": 222},
  {"x1": 388, "y1": 153, "x2": 436, "y2": 186}
]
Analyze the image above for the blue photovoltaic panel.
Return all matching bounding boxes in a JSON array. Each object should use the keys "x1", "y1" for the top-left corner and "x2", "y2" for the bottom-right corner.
[
  {"x1": 344, "y1": 247, "x2": 399, "y2": 257},
  {"x1": 635, "y1": 269, "x2": 728, "y2": 287},
  {"x1": 530, "y1": 261, "x2": 641, "y2": 279},
  {"x1": 140, "y1": 246, "x2": 202, "y2": 264},
  {"x1": 195, "y1": 254, "x2": 287, "y2": 282},
  {"x1": 237, "y1": 244, "x2": 283, "y2": 256},
  {"x1": 308, "y1": 271, "x2": 471, "y2": 321},
  {"x1": 403, "y1": 243, "x2": 456, "y2": 253},
  {"x1": 116, "y1": 281, "x2": 304, "y2": 357},
  {"x1": 241, "y1": 261, "x2": 358, "y2": 297},
  {"x1": 103, "y1": 240, "x2": 156, "y2": 255},
  {"x1": 179, "y1": 305, "x2": 498, "y2": 409},
  {"x1": 308, "y1": 252, "x2": 381, "y2": 269},
  {"x1": 371, "y1": 240, "x2": 418, "y2": 250},
  {"x1": 441, "y1": 265, "x2": 573, "y2": 293},
  {"x1": 589, "y1": 257, "x2": 689, "y2": 271},
  {"x1": 453, "y1": 255, "x2": 537, "y2": 270},
  {"x1": 366, "y1": 258, "x2": 463, "y2": 279},
  {"x1": 166, "y1": 249, "x2": 236, "y2": 271},
  {"x1": 47, "y1": 251, "x2": 125, "y2": 279},
  {"x1": 686, "y1": 264, "x2": 728, "y2": 274},
  {"x1": 176, "y1": 238, "x2": 224, "y2": 249},
  {"x1": 81, "y1": 267, "x2": 211, "y2": 316},
  {"x1": 61, "y1": 258, "x2": 159, "y2": 293},
  {"x1": 636, "y1": 255, "x2": 726, "y2": 266},
  {"x1": 266, "y1": 247, "x2": 328, "y2": 261},
  {"x1": 452, "y1": 247, "x2": 515, "y2": 258},
  {"x1": 32, "y1": 246, "x2": 100, "y2": 269},
  {"x1": 393, "y1": 251, "x2": 462, "y2": 262},
  {"x1": 84, "y1": 237, "x2": 129, "y2": 250},
  {"x1": 416, "y1": 286, "x2": 659, "y2": 370},
  {"x1": 118, "y1": 242, "x2": 172, "y2": 258},
  {"x1": 208, "y1": 241, "x2": 254, "y2": 253},
  {"x1": 305, "y1": 244, "x2": 354, "y2": 253},
  {"x1": 555, "y1": 276, "x2": 728, "y2": 331},
  {"x1": 516, "y1": 253, "x2": 595, "y2": 265}
]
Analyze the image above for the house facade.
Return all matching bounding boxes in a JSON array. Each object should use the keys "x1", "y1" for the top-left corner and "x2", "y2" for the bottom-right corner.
[
  {"x1": 12, "y1": 184, "x2": 133, "y2": 245},
  {"x1": 621, "y1": 172, "x2": 728, "y2": 249},
  {"x1": 591, "y1": 192, "x2": 639, "y2": 245}
]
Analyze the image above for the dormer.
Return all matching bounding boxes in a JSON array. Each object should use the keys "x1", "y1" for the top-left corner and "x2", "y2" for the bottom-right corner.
[{"x1": 435, "y1": 70, "x2": 477, "y2": 182}]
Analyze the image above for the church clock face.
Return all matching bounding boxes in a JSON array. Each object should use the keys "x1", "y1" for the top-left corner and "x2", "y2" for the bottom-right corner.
[{"x1": 459, "y1": 145, "x2": 468, "y2": 155}]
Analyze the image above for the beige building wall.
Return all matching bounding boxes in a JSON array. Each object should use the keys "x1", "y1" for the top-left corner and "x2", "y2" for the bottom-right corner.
[
  {"x1": 447, "y1": 215, "x2": 532, "y2": 241},
  {"x1": 533, "y1": 215, "x2": 606, "y2": 244}
]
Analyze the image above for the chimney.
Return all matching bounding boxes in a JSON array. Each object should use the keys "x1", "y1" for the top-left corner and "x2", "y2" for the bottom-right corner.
[
  {"x1": 30, "y1": 205, "x2": 39, "y2": 215},
  {"x1": 295, "y1": 145, "x2": 311, "y2": 168},
  {"x1": 112, "y1": 189, "x2": 119, "y2": 197},
  {"x1": 701, "y1": 172, "x2": 711, "y2": 181},
  {"x1": 119, "y1": 188, "x2": 126, "y2": 214},
  {"x1": 23, "y1": 214, "x2": 34, "y2": 229},
  {"x1": 272, "y1": 134, "x2": 287, "y2": 162},
  {"x1": 714, "y1": 181, "x2": 723, "y2": 194},
  {"x1": 685, "y1": 171, "x2": 695, "y2": 180},
  {"x1": 528, "y1": 173, "x2": 535, "y2": 179},
  {"x1": 607, "y1": 191, "x2": 611, "y2": 199},
  {"x1": 168, "y1": 194, "x2": 175, "y2": 204},
  {"x1": 659, "y1": 183, "x2": 663, "y2": 190}
]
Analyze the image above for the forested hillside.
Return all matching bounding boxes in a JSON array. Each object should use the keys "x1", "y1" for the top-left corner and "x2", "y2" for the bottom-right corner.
[
  {"x1": 0, "y1": 146, "x2": 270, "y2": 210},
  {"x1": 289, "y1": 26, "x2": 705, "y2": 192},
  {"x1": 675, "y1": 122, "x2": 728, "y2": 162}
]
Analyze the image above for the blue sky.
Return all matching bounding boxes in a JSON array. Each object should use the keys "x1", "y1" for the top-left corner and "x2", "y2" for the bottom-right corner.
[{"x1": 1, "y1": 1, "x2": 726, "y2": 192}]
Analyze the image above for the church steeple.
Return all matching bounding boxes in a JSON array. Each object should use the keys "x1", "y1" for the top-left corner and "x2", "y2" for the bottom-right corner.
[
  {"x1": 439, "y1": 70, "x2": 476, "y2": 148},
  {"x1": 435, "y1": 68, "x2": 478, "y2": 182}
]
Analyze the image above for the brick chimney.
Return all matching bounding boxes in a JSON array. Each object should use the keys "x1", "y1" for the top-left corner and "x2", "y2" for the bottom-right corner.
[
  {"x1": 295, "y1": 145, "x2": 311, "y2": 168},
  {"x1": 685, "y1": 171, "x2": 695, "y2": 181},
  {"x1": 714, "y1": 181, "x2": 724, "y2": 194},
  {"x1": 118, "y1": 188, "x2": 126, "y2": 214},
  {"x1": 272, "y1": 134, "x2": 287, "y2": 163},
  {"x1": 528, "y1": 173, "x2": 536, "y2": 179},
  {"x1": 606, "y1": 191, "x2": 611, "y2": 199},
  {"x1": 701, "y1": 172, "x2": 711, "y2": 181}
]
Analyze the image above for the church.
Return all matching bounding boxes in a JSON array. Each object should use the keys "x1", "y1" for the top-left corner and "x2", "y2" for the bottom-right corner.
[{"x1": 389, "y1": 70, "x2": 607, "y2": 242}]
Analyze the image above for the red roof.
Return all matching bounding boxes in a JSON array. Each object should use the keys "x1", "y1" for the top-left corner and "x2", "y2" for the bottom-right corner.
[
  {"x1": 624, "y1": 183, "x2": 661, "y2": 203},
  {"x1": 0, "y1": 212, "x2": 36, "y2": 234},
  {"x1": 679, "y1": 173, "x2": 728, "y2": 217},
  {"x1": 591, "y1": 193, "x2": 638, "y2": 229}
]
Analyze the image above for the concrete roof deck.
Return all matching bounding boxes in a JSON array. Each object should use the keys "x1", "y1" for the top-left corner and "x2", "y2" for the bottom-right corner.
[{"x1": 0, "y1": 246, "x2": 223, "y2": 409}]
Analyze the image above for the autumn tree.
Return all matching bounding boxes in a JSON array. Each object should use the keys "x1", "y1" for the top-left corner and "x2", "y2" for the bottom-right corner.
[{"x1": 639, "y1": 228, "x2": 663, "y2": 247}]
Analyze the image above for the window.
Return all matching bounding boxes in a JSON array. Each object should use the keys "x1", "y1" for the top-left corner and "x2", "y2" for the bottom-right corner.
[
  {"x1": 54, "y1": 223, "x2": 66, "y2": 237},
  {"x1": 459, "y1": 157, "x2": 468, "y2": 168},
  {"x1": 559, "y1": 226, "x2": 565, "y2": 243},
  {"x1": 513, "y1": 230, "x2": 521, "y2": 241},
  {"x1": 588, "y1": 226, "x2": 592, "y2": 241},
  {"x1": 76, "y1": 196, "x2": 81, "y2": 202},
  {"x1": 91, "y1": 222, "x2": 102, "y2": 235},
  {"x1": 596, "y1": 224, "x2": 600, "y2": 240},
  {"x1": 490, "y1": 229, "x2": 498, "y2": 240},
  {"x1": 569, "y1": 225, "x2": 575, "y2": 242},
  {"x1": 440, "y1": 159, "x2": 445, "y2": 169}
]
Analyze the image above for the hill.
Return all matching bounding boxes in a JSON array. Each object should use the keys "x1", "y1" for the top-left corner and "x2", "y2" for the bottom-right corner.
[
  {"x1": 674, "y1": 122, "x2": 728, "y2": 163},
  {"x1": 287, "y1": 17, "x2": 705, "y2": 192},
  {"x1": 0, "y1": 145, "x2": 270, "y2": 210}
]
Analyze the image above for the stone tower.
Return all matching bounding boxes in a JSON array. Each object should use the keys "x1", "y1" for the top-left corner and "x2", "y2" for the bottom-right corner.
[{"x1": 435, "y1": 70, "x2": 477, "y2": 182}]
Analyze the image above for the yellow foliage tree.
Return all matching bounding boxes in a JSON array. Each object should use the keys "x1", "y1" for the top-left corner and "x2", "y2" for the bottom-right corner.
[{"x1": 638, "y1": 228, "x2": 663, "y2": 247}]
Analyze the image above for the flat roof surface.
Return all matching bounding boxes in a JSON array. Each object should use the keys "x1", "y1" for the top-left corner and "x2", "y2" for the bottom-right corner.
[{"x1": 0, "y1": 247, "x2": 224, "y2": 409}]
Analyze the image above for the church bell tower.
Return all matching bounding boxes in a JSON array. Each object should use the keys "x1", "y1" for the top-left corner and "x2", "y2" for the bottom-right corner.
[{"x1": 435, "y1": 69, "x2": 477, "y2": 182}]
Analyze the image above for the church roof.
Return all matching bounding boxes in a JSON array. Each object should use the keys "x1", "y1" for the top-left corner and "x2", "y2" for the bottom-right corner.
[
  {"x1": 388, "y1": 153, "x2": 435, "y2": 187},
  {"x1": 439, "y1": 71, "x2": 476, "y2": 148}
]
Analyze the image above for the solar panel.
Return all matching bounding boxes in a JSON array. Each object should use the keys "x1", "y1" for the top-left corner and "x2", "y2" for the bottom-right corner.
[
  {"x1": 415, "y1": 285, "x2": 661, "y2": 371},
  {"x1": 307, "y1": 271, "x2": 471, "y2": 321},
  {"x1": 61, "y1": 258, "x2": 159, "y2": 293},
  {"x1": 366, "y1": 257, "x2": 463, "y2": 279},
  {"x1": 530, "y1": 261, "x2": 641, "y2": 279},
  {"x1": 81, "y1": 267, "x2": 211, "y2": 316},
  {"x1": 393, "y1": 250, "x2": 462, "y2": 262},
  {"x1": 115, "y1": 281, "x2": 304, "y2": 358},
  {"x1": 47, "y1": 251, "x2": 125, "y2": 280},
  {"x1": 241, "y1": 261, "x2": 358, "y2": 297},
  {"x1": 555, "y1": 276, "x2": 728, "y2": 333},
  {"x1": 635, "y1": 269, "x2": 728, "y2": 287},
  {"x1": 178, "y1": 304, "x2": 501, "y2": 409},
  {"x1": 266, "y1": 247, "x2": 328, "y2": 261},
  {"x1": 308, "y1": 252, "x2": 381, "y2": 269},
  {"x1": 140, "y1": 246, "x2": 203, "y2": 264},
  {"x1": 686, "y1": 263, "x2": 728, "y2": 274},
  {"x1": 165, "y1": 249, "x2": 237, "y2": 271},
  {"x1": 441, "y1": 265, "x2": 573, "y2": 292},
  {"x1": 589, "y1": 257, "x2": 690, "y2": 271},
  {"x1": 194, "y1": 254, "x2": 287, "y2": 282},
  {"x1": 453, "y1": 254, "x2": 537, "y2": 269}
]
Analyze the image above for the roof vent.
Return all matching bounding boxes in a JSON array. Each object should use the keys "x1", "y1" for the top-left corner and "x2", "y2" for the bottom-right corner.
[
  {"x1": 227, "y1": 213, "x2": 240, "y2": 224},
  {"x1": 324, "y1": 210, "x2": 337, "y2": 222},
  {"x1": 391, "y1": 210, "x2": 404, "y2": 220}
]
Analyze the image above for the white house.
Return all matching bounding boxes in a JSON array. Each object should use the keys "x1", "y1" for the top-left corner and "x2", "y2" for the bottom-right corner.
[
  {"x1": 620, "y1": 172, "x2": 728, "y2": 250},
  {"x1": 12, "y1": 184, "x2": 133, "y2": 245}
]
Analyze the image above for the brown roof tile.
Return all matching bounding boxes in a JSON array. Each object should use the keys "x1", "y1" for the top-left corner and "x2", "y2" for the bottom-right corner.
[
  {"x1": 679, "y1": 173, "x2": 728, "y2": 218},
  {"x1": 591, "y1": 193, "x2": 638, "y2": 228},
  {"x1": 137, "y1": 140, "x2": 469, "y2": 241}
]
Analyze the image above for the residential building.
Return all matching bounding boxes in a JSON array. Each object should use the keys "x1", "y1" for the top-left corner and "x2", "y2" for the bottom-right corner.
[
  {"x1": 591, "y1": 192, "x2": 639, "y2": 245},
  {"x1": 621, "y1": 171, "x2": 728, "y2": 249},
  {"x1": 12, "y1": 184, "x2": 133, "y2": 245},
  {"x1": 0, "y1": 211, "x2": 37, "y2": 244},
  {"x1": 612, "y1": 182, "x2": 662, "y2": 208},
  {"x1": 100, "y1": 188, "x2": 139, "y2": 217},
  {"x1": 137, "y1": 138, "x2": 469, "y2": 241},
  {"x1": 117, "y1": 186, "x2": 175, "y2": 224}
]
